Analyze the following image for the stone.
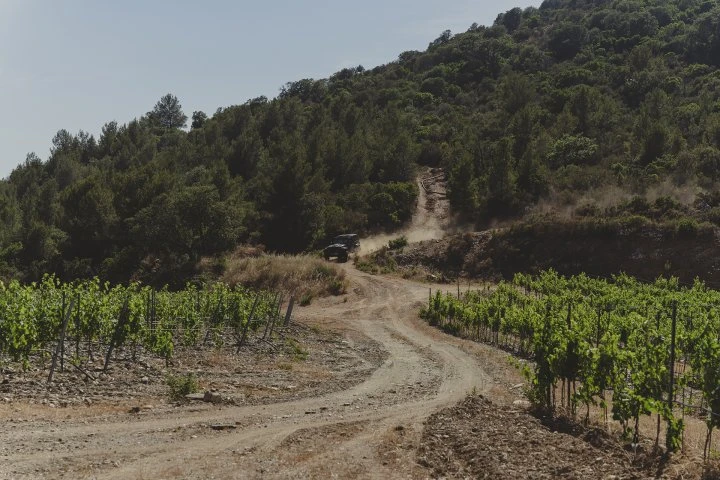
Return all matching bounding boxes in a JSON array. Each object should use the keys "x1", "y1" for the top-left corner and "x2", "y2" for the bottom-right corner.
[
  {"x1": 185, "y1": 393, "x2": 206, "y2": 401},
  {"x1": 203, "y1": 391, "x2": 223, "y2": 404},
  {"x1": 209, "y1": 424, "x2": 237, "y2": 431}
]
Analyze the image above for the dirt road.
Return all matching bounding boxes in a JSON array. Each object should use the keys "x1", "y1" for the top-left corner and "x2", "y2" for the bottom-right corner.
[
  {"x1": 0, "y1": 168, "x2": 508, "y2": 479},
  {"x1": 0, "y1": 263, "x2": 519, "y2": 479},
  {"x1": 1, "y1": 168, "x2": 700, "y2": 479}
]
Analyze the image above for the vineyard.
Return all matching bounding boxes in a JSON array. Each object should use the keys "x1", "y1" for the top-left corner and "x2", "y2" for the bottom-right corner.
[
  {"x1": 421, "y1": 270, "x2": 720, "y2": 458},
  {"x1": 0, "y1": 275, "x2": 283, "y2": 380}
]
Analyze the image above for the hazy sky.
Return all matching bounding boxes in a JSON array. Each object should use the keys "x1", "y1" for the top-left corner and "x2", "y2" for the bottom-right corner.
[{"x1": 0, "y1": 0, "x2": 541, "y2": 178}]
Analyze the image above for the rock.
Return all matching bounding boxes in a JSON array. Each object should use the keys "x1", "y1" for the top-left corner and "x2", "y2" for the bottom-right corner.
[
  {"x1": 209, "y1": 424, "x2": 237, "y2": 431},
  {"x1": 128, "y1": 406, "x2": 141, "y2": 414},
  {"x1": 185, "y1": 393, "x2": 206, "y2": 401},
  {"x1": 203, "y1": 391, "x2": 223, "y2": 404},
  {"x1": 141, "y1": 376, "x2": 149, "y2": 384},
  {"x1": 512, "y1": 399, "x2": 531, "y2": 408}
]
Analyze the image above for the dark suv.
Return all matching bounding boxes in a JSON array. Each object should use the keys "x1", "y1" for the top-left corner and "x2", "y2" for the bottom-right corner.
[{"x1": 323, "y1": 234, "x2": 360, "y2": 262}]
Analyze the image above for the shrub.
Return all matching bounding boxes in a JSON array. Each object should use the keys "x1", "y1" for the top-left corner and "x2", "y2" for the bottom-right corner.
[
  {"x1": 388, "y1": 236, "x2": 408, "y2": 250},
  {"x1": 166, "y1": 373, "x2": 199, "y2": 401},
  {"x1": 219, "y1": 249, "x2": 347, "y2": 300},
  {"x1": 299, "y1": 292, "x2": 314, "y2": 306}
]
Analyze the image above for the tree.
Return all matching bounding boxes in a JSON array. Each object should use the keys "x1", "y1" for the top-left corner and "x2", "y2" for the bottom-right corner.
[
  {"x1": 547, "y1": 135, "x2": 599, "y2": 168},
  {"x1": 548, "y1": 22, "x2": 587, "y2": 60},
  {"x1": 191, "y1": 111, "x2": 208, "y2": 129},
  {"x1": 498, "y1": 7, "x2": 523, "y2": 32},
  {"x1": 148, "y1": 94, "x2": 187, "y2": 129},
  {"x1": 429, "y1": 30, "x2": 452, "y2": 49}
]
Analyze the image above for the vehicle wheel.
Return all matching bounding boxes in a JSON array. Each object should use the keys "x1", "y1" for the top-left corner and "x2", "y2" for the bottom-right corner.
[{"x1": 339, "y1": 254, "x2": 348, "y2": 263}]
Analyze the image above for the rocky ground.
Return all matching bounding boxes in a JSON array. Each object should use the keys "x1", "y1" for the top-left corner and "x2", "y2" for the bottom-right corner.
[
  {"x1": 0, "y1": 168, "x2": 715, "y2": 479},
  {"x1": 419, "y1": 394, "x2": 706, "y2": 479},
  {"x1": 0, "y1": 321, "x2": 387, "y2": 417}
]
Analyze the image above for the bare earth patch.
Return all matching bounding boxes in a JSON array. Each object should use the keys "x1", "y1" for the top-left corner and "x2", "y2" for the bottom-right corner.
[
  {"x1": 0, "y1": 321, "x2": 386, "y2": 422},
  {"x1": 419, "y1": 394, "x2": 704, "y2": 480}
]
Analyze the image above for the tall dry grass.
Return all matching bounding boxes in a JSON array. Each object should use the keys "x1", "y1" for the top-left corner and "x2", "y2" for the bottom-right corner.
[{"x1": 215, "y1": 247, "x2": 347, "y2": 303}]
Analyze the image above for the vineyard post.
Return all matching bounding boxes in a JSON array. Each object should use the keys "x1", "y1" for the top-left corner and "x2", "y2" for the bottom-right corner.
[
  {"x1": 263, "y1": 293, "x2": 281, "y2": 340},
  {"x1": 203, "y1": 291, "x2": 224, "y2": 345},
  {"x1": 60, "y1": 292, "x2": 66, "y2": 372},
  {"x1": 151, "y1": 290, "x2": 157, "y2": 331},
  {"x1": 104, "y1": 297, "x2": 129, "y2": 372},
  {"x1": 283, "y1": 296, "x2": 295, "y2": 327},
  {"x1": 74, "y1": 293, "x2": 80, "y2": 359},
  {"x1": 668, "y1": 300, "x2": 677, "y2": 414},
  {"x1": 48, "y1": 298, "x2": 76, "y2": 384},
  {"x1": 266, "y1": 294, "x2": 283, "y2": 340},
  {"x1": 666, "y1": 300, "x2": 679, "y2": 452},
  {"x1": 237, "y1": 294, "x2": 260, "y2": 351}
]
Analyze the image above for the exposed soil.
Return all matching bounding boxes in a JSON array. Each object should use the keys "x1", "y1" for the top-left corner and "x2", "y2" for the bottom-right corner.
[
  {"x1": 0, "y1": 322, "x2": 385, "y2": 413},
  {"x1": 382, "y1": 220, "x2": 720, "y2": 285},
  {"x1": 0, "y1": 170, "x2": 712, "y2": 479},
  {"x1": 419, "y1": 395, "x2": 704, "y2": 480},
  {"x1": 358, "y1": 168, "x2": 454, "y2": 256}
]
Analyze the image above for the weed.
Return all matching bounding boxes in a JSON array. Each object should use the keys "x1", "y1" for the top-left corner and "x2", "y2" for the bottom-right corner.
[
  {"x1": 299, "y1": 292, "x2": 314, "y2": 306},
  {"x1": 166, "y1": 373, "x2": 200, "y2": 401},
  {"x1": 388, "y1": 236, "x2": 408, "y2": 250},
  {"x1": 285, "y1": 338, "x2": 309, "y2": 361}
]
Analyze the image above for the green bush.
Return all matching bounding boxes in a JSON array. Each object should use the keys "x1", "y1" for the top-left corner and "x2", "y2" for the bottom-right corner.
[
  {"x1": 388, "y1": 236, "x2": 408, "y2": 250},
  {"x1": 676, "y1": 218, "x2": 699, "y2": 238},
  {"x1": 166, "y1": 373, "x2": 199, "y2": 401},
  {"x1": 299, "y1": 291, "x2": 314, "y2": 306}
]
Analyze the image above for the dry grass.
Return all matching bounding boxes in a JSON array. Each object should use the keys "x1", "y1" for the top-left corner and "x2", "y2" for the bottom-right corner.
[{"x1": 217, "y1": 247, "x2": 348, "y2": 303}]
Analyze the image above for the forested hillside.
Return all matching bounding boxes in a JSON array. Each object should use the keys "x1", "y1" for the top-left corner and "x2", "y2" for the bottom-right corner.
[{"x1": 2, "y1": 0, "x2": 720, "y2": 285}]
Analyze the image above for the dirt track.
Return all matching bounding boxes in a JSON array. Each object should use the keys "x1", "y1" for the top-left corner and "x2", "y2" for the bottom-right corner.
[
  {"x1": 1, "y1": 169, "x2": 498, "y2": 479},
  {"x1": 2, "y1": 170, "x2": 696, "y2": 479},
  {"x1": 0, "y1": 264, "x2": 519, "y2": 479}
]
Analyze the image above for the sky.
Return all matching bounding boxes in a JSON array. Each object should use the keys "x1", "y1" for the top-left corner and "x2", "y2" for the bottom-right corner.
[{"x1": 0, "y1": 0, "x2": 542, "y2": 178}]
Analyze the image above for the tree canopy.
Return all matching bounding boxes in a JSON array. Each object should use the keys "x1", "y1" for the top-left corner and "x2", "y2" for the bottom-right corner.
[{"x1": 2, "y1": 0, "x2": 720, "y2": 285}]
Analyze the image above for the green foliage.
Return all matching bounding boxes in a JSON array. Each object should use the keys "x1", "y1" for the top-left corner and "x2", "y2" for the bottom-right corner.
[
  {"x1": 419, "y1": 270, "x2": 720, "y2": 452},
  {"x1": 547, "y1": 135, "x2": 598, "y2": 168},
  {"x1": 0, "y1": 276, "x2": 277, "y2": 365},
  {"x1": 4, "y1": 0, "x2": 720, "y2": 283},
  {"x1": 166, "y1": 373, "x2": 199, "y2": 401},
  {"x1": 388, "y1": 236, "x2": 408, "y2": 250}
]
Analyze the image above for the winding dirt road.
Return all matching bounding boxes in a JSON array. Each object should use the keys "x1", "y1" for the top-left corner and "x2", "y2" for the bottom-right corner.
[
  {"x1": 0, "y1": 266, "x2": 515, "y2": 479},
  {"x1": 0, "y1": 170, "x2": 522, "y2": 479}
]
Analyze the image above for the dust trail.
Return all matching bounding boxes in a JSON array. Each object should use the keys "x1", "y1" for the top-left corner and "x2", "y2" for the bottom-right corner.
[{"x1": 359, "y1": 169, "x2": 458, "y2": 255}]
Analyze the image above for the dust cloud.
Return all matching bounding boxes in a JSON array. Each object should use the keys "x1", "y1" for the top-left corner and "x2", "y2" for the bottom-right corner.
[{"x1": 359, "y1": 169, "x2": 465, "y2": 255}]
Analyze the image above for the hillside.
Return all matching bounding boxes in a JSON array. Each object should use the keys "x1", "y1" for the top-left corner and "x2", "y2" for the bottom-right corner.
[{"x1": 2, "y1": 0, "x2": 720, "y2": 285}]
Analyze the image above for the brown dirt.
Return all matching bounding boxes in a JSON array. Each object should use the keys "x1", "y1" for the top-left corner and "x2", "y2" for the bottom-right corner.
[
  {"x1": 419, "y1": 395, "x2": 704, "y2": 480},
  {"x1": 2, "y1": 264, "x2": 706, "y2": 479},
  {"x1": 0, "y1": 169, "x2": 712, "y2": 479},
  {"x1": 382, "y1": 220, "x2": 720, "y2": 285},
  {"x1": 0, "y1": 265, "x2": 508, "y2": 479},
  {"x1": 0, "y1": 322, "x2": 384, "y2": 416}
]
